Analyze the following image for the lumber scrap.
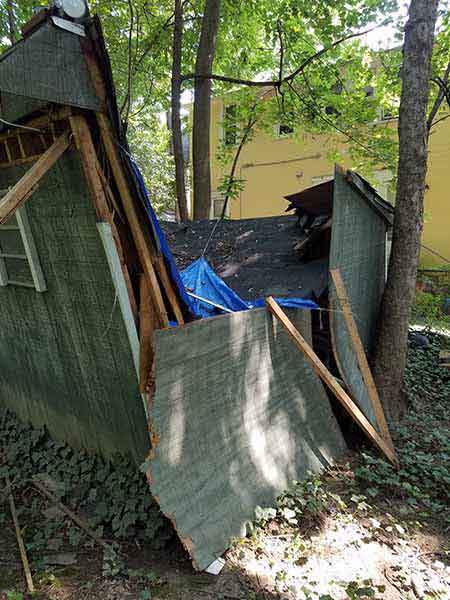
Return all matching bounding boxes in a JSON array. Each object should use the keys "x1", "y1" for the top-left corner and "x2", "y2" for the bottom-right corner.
[
  {"x1": 33, "y1": 479, "x2": 110, "y2": 550},
  {"x1": 154, "y1": 255, "x2": 185, "y2": 325},
  {"x1": 0, "y1": 130, "x2": 71, "y2": 224},
  {"x1": 139, "y1": 274, "x2": 155, "y2": 393},
  {"x1": 265, "y1": 297, "x2": 398, "y2": 465},
  {"x1": 96, "y1": 113, "x2": 169, "y2": 328},
  {"x1": 70, "y1": 115, "x2": 110, "y2": 222},
  {"x1": 82, "y1": 38, "x2": 184, "y2": 327},
  {"x1": 330, "y1": 268, "x2": 393, "y2": 447},
  {"x1": 6, "y1": 473, "x2": 35, "y2": 593}
]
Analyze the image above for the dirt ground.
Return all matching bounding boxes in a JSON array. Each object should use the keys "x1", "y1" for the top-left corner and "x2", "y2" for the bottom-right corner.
[
  {"x1": 1, "y1": 456, "x2": 449, "y2": 600},
  {"x1": 1, "y1": 332, "x2": 450, "y2": 599}
]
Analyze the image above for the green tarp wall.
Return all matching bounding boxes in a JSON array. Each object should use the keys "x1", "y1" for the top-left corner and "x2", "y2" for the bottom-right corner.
[
  {"x1": 0, "y1": 151, "x2": 148, "y2": 462},
  {"x1": 148, "y1": 308, "x2": 347, "y2": 570},
  {"x1": 329, "y1": 167, "x2": 388, "y2": 430}
]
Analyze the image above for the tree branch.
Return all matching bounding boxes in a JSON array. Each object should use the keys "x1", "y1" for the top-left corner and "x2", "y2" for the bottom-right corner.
[
  {"x1": 181, "y1": 22, "x2": 384, "y2": 88},
  {"x1": 427, "y1": 60, "x2": 450, "y2": 131}
]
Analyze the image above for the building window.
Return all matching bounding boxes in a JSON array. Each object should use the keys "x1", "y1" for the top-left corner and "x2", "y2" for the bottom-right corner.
[
  {"x1": 211, "y1": 191, "x2": 229, "y2": 219},
  {"x1": 224, "y1": 104, "x2": 238, "y2": 146},
  {"x1": 275, "y1": 111, "x2": 295, "y2": 137},
  {"x1": 373, "y1": 169, "x2": 395, "y2": 203},
  {"x1": 0, "y1": 205, "x2": 47, "y2": 292}
]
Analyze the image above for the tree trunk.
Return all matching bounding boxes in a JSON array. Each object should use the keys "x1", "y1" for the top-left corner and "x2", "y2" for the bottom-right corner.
[
  {"x1": 7, "y1": 0, "x2": 17, "y2": 44},
  {"x1": 171, "y1": 0, "x2": 189, "y2": 222},
  {"x1": 192, "y1": 0, "x2": 221, "y2": 219},
  {"x1": 373, "y1": 0, "x2": 439, "y2": 422}
]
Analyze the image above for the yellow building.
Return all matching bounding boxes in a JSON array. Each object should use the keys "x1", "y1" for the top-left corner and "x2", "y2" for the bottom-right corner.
[{"x1": 204, "y1": 97, "x2": 450, "y2": 267}]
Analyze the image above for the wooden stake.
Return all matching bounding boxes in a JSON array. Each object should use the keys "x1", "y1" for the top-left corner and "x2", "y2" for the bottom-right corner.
[
  {"x1": 265, "y1": 296, "x2": 398, "y2": 465},
  {"x1": 330, "y1": 268, "x2": 394, "y2": 448},
  {"x1": 139, "y1": 274, "x2": 155, "y2": 393},
  {"x1": 6, "y1": 474, "x2": 35, "y2": 593},
  {"x1": 0, "y1": 131, "x2": 71, "y2": 224},
  {"x1": 154, "y1": 256, "x2": 185, "y2": 325}
]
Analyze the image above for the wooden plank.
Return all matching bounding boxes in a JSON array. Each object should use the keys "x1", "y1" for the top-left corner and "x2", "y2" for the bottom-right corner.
[
  {"x1": 69, "y1": 115, "x2": 110, "y2": 222},
  {"x1": 97, "y1": 223, "x2": 140, "y2": 377},
  {"x1": 0, "y1": 107, "x2": 71, "y2": 143},
  {"x1": 154, "y1": 256, "x2": 185, "y2": 325},
  {"x1": 0, "y1": 131, "x2": 71, "y2": 224},
  {"x1": 16, "y1": 205, "x2": 47, "y2": 292},
  {"x1": 110, "y1": 222, "x2": 138, "y2": 323},
  {"x1": 6, "y1": 474, "x2": 35, "y2": 593},
  {"x1": 139, "y1": 274, "x2": 155, "y2": 393},
  {"x1": 265, "y1": 297, "x2": 398, "y2": 465},
  {"x1": 330, "y1": 268, "x2": 393, "y2": 447},
  {"x1": 96, "y1": 112, "x2": 169, "y2": 328}
]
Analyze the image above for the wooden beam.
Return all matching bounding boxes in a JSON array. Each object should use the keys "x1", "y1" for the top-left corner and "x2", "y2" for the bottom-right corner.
[
  {"x1": 0, "y1": 131, "x2": 71, "y2": 225},
  {"x1": 0, "y1": 154, "x2": 47, "y2": 169},
  {"x1": 154, "y1": 256, "x2": 185, "y2": 325},
  {"x1": 330, "y1": 268, "x2": 394, "y2": 447},
  {"x1": 139, "y1": 274, "x2": 155, "y2": 393},
  {"x1": 69, "y1": 115, "x2": 110, "y2": 222},
  {"x1": 96, "y1": 112, "x2": 169, "y2": 328},
  {"x1": 265, "y1": 297, "x2": 398, "y2": 465}
]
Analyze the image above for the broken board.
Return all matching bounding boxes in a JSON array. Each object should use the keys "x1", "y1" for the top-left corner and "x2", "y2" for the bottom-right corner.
[{"x1": 147, "y1": 308, "x2": 347, "y2": 570}]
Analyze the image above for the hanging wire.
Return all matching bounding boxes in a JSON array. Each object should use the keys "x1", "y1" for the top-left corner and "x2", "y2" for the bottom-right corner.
[{"x1": 0, "y1": 117, "x2": 42, "y2": 133}]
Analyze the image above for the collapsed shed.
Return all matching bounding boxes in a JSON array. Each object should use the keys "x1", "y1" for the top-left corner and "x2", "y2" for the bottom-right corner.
[{"x1": 0, "y1": 8, "x2": 395, "y2": 574}]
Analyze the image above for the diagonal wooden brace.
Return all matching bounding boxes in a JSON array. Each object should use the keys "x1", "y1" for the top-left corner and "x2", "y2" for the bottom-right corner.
[
  {"x1": 0, "y1": 131, "x2": 71, "y2": 225},
  {"x1": 266, "y1": 296, "x2": 398, "y2": 466}
]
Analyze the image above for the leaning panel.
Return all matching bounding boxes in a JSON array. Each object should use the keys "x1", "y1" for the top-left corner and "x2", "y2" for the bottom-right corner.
[{"x1": 147, "y1": 308, "x2": 347, "y2": 570}]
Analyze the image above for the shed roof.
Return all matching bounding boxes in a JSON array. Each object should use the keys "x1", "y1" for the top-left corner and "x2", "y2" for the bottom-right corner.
[
  {"x1": 285, "y1": 169, "x2": 394, "y2": 225},
  {"x1": 0, "y1": 21, "x2": 101, "y2": 117},
  {"x1": 161, "y1": 216, "x2": 329, "y2": 300}
]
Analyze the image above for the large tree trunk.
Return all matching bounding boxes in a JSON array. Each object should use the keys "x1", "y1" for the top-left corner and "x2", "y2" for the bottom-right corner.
[
  {"x1": 192, "y1": 0, "x2": 221, "y2": 219},
  {"x1": 171, "y1": 0, "x2": 189, "y2": 222},
  {"x1": 373, "y1": 0, "x2": 439, "y2": 422},
  {"x1": 7, "y1": 0, "x2": 17, "y2": 44}
]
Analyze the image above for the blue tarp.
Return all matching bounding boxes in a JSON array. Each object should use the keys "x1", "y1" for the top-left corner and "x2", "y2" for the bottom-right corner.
[
  {"x1": 181, "y1": 258, "x2": 318, "y2": 318},
  {"x1": 130, "y1": 158, "x2": 318, "y2": 321}
]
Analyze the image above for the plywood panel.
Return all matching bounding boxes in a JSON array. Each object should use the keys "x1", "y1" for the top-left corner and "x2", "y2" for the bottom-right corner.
[
  {"x1": 148, "y1": 308, "x2": 347, "y2": 570},
  {"x1": 329, "y1": 168, "x2": 388, "y2": 429}
]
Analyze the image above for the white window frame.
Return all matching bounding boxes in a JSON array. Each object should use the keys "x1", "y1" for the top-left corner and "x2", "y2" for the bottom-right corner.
[
  {"x1": 210, "y1": 190, "x2": 230, "y2": 219},
  {"x1": 0, "y1": 205, "x2": 47, "y2": 292}
]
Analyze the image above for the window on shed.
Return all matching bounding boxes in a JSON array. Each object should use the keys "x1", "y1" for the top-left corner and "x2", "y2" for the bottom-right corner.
[{"x1": 0, "y1": 204, "x2": 46, "y2": 292}]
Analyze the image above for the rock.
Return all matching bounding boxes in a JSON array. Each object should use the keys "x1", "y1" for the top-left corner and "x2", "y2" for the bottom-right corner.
[{"x1": 408, "y1": 332, "x2": 430, "y2": 349}]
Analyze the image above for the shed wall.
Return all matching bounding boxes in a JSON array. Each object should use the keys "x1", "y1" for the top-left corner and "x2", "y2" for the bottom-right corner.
[
  {"x1": 329, "y1": 168, "x2": 387, "y2": 429},
  {"x1": 0, "y1": 151, "x2": 148, "y2": 462},
  {"x1": 148, "y1": 308, "x2": 347, "y2": 570}
]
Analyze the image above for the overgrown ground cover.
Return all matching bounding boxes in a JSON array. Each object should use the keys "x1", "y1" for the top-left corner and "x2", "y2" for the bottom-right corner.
[{"x1": 1, "y1": 329, "x2": 449, "y2": 599}]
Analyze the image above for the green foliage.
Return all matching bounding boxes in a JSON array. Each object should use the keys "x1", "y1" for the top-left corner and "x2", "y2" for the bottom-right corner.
[
  {"x1": 356, "y1": 332, "x2": 450, "y2": 525},
  {"x1": 0, "y1": 410, "x2": 169, "y2": 557},
  {"x1": 253, "y1": 473, "x2": 347, "y2": 533},
  {"x1": 411, "y1": 290, "x2": 450, "y2": 330},
  {"x1": 127, "y1": 112, "x2": 177, "y2": 215},
  {"x1": 5, "y1": 592, "x2": 24, "y2": 600}
]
